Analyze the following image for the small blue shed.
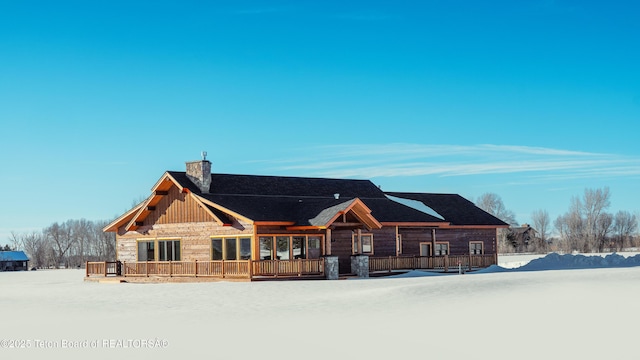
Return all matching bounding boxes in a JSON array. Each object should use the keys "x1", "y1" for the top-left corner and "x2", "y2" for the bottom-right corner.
[{"x1": 0, "y1": 251, "x2": 30, "y2": 271}]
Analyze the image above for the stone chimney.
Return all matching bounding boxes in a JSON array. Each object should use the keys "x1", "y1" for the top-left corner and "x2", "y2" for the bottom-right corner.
[{"x1": 185, "y1": 152, "x2": 211, "y2": 193}]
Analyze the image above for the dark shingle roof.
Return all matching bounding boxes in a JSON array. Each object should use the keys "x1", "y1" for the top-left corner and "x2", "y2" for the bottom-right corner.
[
  {"x1": 0, "y1": 251, "x2": 29, "y2": 261},
  {"x1": 385, "y1": 192, "x2": 509, "y2": 226},
  {"x1": 166, "y1": 171, "x2": 502, "y2": 226}
]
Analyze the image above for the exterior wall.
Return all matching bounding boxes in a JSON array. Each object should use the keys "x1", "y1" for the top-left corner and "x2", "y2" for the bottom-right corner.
[
  {"x1": 145, "y1": 186, "x2": 213, "y2": 225},
  {"x1": 400, "y1": 227, "x2": 497, "y2": 256},
  {"x1": 116, "y1": 220, "x2": 253, "y2": 263},
  {"x1": 116, "y1": 186, "x2": 254, "y2": 262}
]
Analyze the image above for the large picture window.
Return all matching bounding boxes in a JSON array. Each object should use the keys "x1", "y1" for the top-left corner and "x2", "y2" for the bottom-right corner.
[
  {"x1": 138, "y1": 241, "x2": 155, "y2": 261},
  {"x1": 137, "y1": 239, "x2": 180, "y2": 261},
  {"x1": 158, "y1": 240, "x2": 181, "y2": 261},
  {"x1": 258, "y1": 235, "x2": 323, "y2": 260},
  {"x1": 211, "y1": 237, "x2": 252, "y2": 260}
]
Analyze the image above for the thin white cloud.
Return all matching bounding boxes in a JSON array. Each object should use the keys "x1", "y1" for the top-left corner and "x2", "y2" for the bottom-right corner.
[{"x1": 255, "y1": 143, "x2": 640, "y2": 182}]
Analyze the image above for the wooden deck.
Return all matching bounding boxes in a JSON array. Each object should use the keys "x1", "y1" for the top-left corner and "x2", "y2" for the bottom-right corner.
[
  {"x1": 369, "y1": 254, "x2": 496, "y2": 273},
  {"x1": 86, "y1": 254, "x2": 496, "y2": 281},
  {"x1": 86, "y1": 258, "x2": 325, "y2": 280}
]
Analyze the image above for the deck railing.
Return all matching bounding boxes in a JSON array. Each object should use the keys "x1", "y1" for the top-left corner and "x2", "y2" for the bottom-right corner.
[
  {"x1": 86, "y1": 258, "x2": 325, "y2": 279},
  {"x1": 369, "y1": 254, "x2": 496, "y2": 273}
]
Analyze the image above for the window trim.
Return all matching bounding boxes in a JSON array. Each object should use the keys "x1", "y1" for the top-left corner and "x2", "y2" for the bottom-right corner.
[
  {"x1": 136, "y1": 238, "x2": 181, "y2": 261},
  {"x1": 419, "y1": 242, "x2": 432, "y2": 257},
  {"x1": 434, "y1": 242, "x2": 450, "y2": 256},
  {"x1": 352, "y1": 233, "x2": 374, "y2": 255},
  {"x1": 257, "y1": 234, "x2": 325, "y2": 260},
  {"x1": 210, "y1": 236, "x2": 253, "y2": 260},
  {"x1": 469, "y1": 241, "x2": 484, "y2": 255}
]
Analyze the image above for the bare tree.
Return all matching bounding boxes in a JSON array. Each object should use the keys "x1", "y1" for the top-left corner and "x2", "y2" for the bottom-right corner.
[
  {"x1": 531, "y1": 209, "x2": 550, "y2": 248},
  {"x1": 475, "y1": 193, "x2": 518, "y2": 225},
  {"x1": 612, "y1": 211, "x2": 638, "y2": 251},
  {"x1": 554, "y1": 187, "x2": 614, "y2": 253},
  {"x1": 44, "y1": 221, "x2": 76, "y2": 268},
  {"x1": 476, "y1": 193, "x2": 518, "y2": 253}
]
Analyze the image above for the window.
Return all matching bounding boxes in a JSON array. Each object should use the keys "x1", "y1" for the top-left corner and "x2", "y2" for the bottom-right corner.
[
  {"x1": 158, "y1": 240, "x2": 180, "y2": 261},
  {"x1": 420, "y1": 243, "x2": 431, "y2": 257},
  {"x1": 276, "y1": 236, "x2": 290, "y2": 260},
  {"x1": 225, "y1": 238, "x2": 237, "y2": 260},
  {"x1": 259, "y1": 236, "x2": 273, "y2": 260},
  {"x1": 137, "y1": 239, "x2": 180, "y2": 261},
  {"x1": 470, "y1": 242, "x2": 483, "y2": 255},
  {"x1": 258, "y1": 235, "x2": 324, "y2": 260},
  {"x1": 352, "y1": 233, "x2": 373, "y2": 254},
  {"x1": 211, "y1": 237, "x2": 253, "y2": 260},
  {"x1": 292, "y1": 236, "x2": 306, "y2": 259},
  {"x1": 435, "y1": 242, "x2": 449, "y2": 256},
  {"x1": 212, "y1": 239, "x2": 223, "y2": 260},
  {"x1": 307, "y1": 236, "x2": 321, "y2": 259},
  {"x1": 137, "y1": 241, "x2": 155, "y2": 261},
  {"x1": 239, "y1": 237, "x2": 251, "y2": 260}
]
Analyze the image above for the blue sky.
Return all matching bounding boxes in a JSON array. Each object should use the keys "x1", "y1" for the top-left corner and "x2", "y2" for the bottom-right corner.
[{"x1": 1, "y1": 0, "x2": 639, "y2": 243}]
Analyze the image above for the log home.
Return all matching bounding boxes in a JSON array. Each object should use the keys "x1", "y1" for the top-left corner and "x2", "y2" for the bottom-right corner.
[{"x1": 91, "y1": 157, "x2": 508, "y2": 281}]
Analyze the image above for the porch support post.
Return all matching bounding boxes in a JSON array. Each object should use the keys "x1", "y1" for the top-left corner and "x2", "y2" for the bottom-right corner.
[
  {"x1": 323, "y1": 256, "x2": 339, "y2": 280},
  {"x1": 351, "y1": 254, "x2": 369, "y2": 278},
  {"x1": 325, "y1": 228, "x2": 332, "y2": 256},
  {"x1": 431, "y1": 228, "x2": 437, "y2": 254}
]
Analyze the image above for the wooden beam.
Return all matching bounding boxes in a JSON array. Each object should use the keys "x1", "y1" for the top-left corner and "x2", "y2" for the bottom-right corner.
[
  {"x1": 146, "y1": 206, "x2": 156, "y2": 211},
  {"x1": 154, "y1": 190, "x2": 169, "y2": 196}
]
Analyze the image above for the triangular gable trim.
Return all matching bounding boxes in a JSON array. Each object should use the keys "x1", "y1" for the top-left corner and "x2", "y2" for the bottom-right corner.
[
  {"x1": 300, "y1": 198, "x2": 382, "y2": 230},
  {"x1": 194, "y1": 195, "x2": 255, "y2": 225},
  {"x1": 103, "y1": 201, "x2": 146, "y2": 233}
]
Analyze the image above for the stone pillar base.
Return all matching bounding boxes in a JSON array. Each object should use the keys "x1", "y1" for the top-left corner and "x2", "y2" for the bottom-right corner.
[
  {"x1": 324, "y1": 256, "x2": 339, "y2": 280},
  {"x1": 351, "y1": 255, "x2": 369, "y2": 278}
]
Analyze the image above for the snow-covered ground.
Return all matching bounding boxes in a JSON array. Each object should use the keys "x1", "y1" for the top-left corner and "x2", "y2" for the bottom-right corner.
[{"x1": 1, "y1": 253, "x2": 639, "y2": 360}]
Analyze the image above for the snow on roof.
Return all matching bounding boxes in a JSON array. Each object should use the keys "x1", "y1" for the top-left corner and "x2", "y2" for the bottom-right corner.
[{"x1": 385, "y1": 194, "x2": 445, "y2": 220}]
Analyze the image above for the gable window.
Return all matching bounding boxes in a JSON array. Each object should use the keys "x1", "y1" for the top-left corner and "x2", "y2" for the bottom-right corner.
[
  {"x1": 470, "y1": 242, "x2": 483, "y2": 255},
  {"x1": 212, "y1": 237, "x2": 252, "y2": 260},
  {"x1": 158, "y1": 240, "x2": 181, "y2": 261},
  {"x1": 435, "y1": 242, "x2": 449, "y2": 256}
]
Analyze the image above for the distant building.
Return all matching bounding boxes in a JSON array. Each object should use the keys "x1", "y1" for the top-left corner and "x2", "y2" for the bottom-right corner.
[
  {"x1": 507, "y1": 224, "x2": 539, "y2": 252},
  {"x1": 0, "y1": 251, "x2": 30, "y2": 271}
]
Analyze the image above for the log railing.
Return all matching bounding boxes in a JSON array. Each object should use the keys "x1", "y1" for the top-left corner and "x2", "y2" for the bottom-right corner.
[
  {"x1": 86, "y1": 258, "x2": 325, "y2": 279},
  {"x1": 369, "y1": 254, "x2": 496, "y2": 273}
]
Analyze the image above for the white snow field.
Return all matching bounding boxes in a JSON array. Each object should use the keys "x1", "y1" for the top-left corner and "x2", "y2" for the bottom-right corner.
[{"x1": 1, "y1": 253, "x2": 640, "y2": 360}]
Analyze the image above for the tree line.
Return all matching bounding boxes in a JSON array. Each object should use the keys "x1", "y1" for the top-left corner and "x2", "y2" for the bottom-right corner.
[
  {"x1": 7, "y1": 219, "x2": 116, "y2": 269},
  {"x1": 476, "y1": 187, "x2": 639, "y2": 254}
]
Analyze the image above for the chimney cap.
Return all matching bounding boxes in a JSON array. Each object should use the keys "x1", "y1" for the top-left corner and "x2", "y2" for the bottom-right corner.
[
  {"x1": 334, "y1": 193, "x2": 340, "y2": 199},
  {"x1": 201, "y1": 151, "x2": 208, "y2": 160}
]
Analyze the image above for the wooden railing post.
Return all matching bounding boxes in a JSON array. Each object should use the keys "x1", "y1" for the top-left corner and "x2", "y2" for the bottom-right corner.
[
  {"x1": 248, "y1": 259, "x2": 253, "y2": 279},
  {"x1": 444, "y1": 255, "x2": 449, "y2": 272},
  {"x1": 221, "y1": 260, "x2": 225, "y2": 279},
  {"x1": 469, "y1": 254, "x2": 472, "y2": 272},
  {"x1": 194, "y1": 260, "x2": 197, "y2": 277}
]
